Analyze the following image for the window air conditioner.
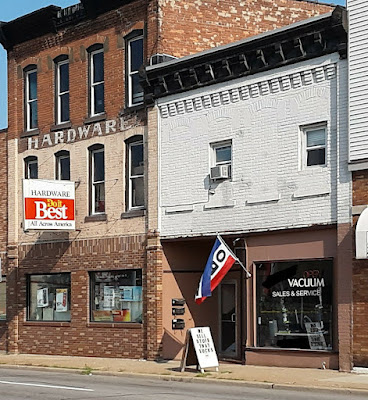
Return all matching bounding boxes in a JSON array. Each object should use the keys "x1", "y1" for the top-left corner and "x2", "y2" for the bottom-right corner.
[{"x1": 210, "y1": 165, "x2": 229, "y2": 180}]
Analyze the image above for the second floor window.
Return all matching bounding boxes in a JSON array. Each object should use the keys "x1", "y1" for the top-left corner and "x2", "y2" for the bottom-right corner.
[
  {"x1": 127, "y1": 34, "x2": 144, "y2": 107},
  {"x1": 25, "y1": 66, "x2": 38, "y2": 131},
  {"x1": 304, "y1": 125, "x2": 326, "y2": 167},
  {"x1": 89, "y1": 145, "x2": 105, "y2": 214},
  {"x1": 55, "y1": 150, "x2": 70, "y2": 180},
  {"x1": 128, "y1": 139, "x2": 144, "y2": 209},
  {"x1": 210, "y1": 140, "x2": 232, "y2": 180},
  {"x1": 25, "y1": 156, "x2": 38, "y2": 179},
  {"x1": 89, "y1": 46, "x2": 104, "y2": 116},
  {"x1": 55, "y1": 57, "x2": 70, "y2": 124}
]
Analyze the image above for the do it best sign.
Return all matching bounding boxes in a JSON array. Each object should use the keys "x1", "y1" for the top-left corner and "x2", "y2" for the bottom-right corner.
[{"x1": 23, "y1": 179, "x2": 75, "y2": 231}]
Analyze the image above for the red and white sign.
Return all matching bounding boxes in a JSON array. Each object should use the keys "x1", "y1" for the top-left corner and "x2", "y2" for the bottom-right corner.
[{"x1": 23, "y1": 179, "x2": 75, "y2": 230}]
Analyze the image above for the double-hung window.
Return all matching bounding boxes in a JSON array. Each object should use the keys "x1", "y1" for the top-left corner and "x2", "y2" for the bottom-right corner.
[
  {"x1": 89, "y1": 144, "x2": 105, "y2": 214},
  {"x1": 24, "y1": 156, "x2": 38, "y2": 179},
  {"x1": 55, "y1": 56, "x2": 70, "y2": 124},
  {"x1": 55, "y1": 150, "x2": 70, "y2": 180},
  {"x1": 127, "y1": 137, "x2": 144, "y2": 209},
  {"x1": 24, "y1": 65, "x2": 38, "y2": 131},
  {"x1": 302, "y1": 124, "x2": 326, "y2": 168},
  {"x1": 89, "y1": 45, "x2": 104, "y2": 116},
  {"x1": 126, "y1": 33, "x2": 144, "y2": 107}
]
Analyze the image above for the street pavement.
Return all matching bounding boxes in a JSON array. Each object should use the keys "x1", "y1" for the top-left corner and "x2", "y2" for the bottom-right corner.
[
  {"x1": 0, "y1": 352, "x2": 367, "y2": 395},
  {"x1": 0, "y1": 367, "x2": 367, "y2": 400}
]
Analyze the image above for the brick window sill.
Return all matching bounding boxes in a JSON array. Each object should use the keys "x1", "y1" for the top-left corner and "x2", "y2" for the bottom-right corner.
[
  {"x1": 120, "y1": 103, "x2": 144, "y2": 115},
  {"x1": 121, "y1": 209, "x2": 146, "y2": 219},
  {"x1": 50, "y1": 122, "x2": 72, "y2": 131},
  {"x1": 20, "y1": 129, "x2": 40, "y2": 138},
  {"x1": 23, "y1": 321, "x2": 71, "y2": 327},
  {"x1": 84, "y1": 113, "x2": 107, "y2": 125},
  {"x1": 84, "y1": 214, "x2": 107, "y2": 223},
  {"x1": 87, "y1": 322, "x2": 142, "y2": 329}
]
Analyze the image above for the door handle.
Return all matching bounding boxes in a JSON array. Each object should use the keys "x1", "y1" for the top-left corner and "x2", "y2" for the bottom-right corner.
[{"x1": 231, "y1": 313, "x2": 236, "y2": 323}]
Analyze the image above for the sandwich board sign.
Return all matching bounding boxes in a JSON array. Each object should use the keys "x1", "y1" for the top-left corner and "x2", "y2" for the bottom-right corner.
[{"x1": 180, "y1": 327, "x2": 219, "y2": 373}]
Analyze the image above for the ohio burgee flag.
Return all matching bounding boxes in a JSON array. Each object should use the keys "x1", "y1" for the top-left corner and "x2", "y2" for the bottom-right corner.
[{"x1": 195, "y1": 235, "x2": 247, "y2": 304}]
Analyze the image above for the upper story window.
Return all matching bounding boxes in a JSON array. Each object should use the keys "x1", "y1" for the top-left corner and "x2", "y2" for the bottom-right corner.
[
  {"x1": 301, "y1": 124, "x2": 327, "y2": 168},
  {"x1": 24, "y1": 156, "x2": 38, "y2": 179},
  {"x1": 127, "y1": 136, "x2": 144, "y2": 209},
  {"x1": 24, "y1": 65, "x2": 38, "y2": 131},
  {"x1": 55, "y1": 150, "x2": 70, "y2": 180},
  {"x1": 89, "y1": 144, "x2": 105, "y2": 214},
  {"x1": 88, "y1": 45, "x2": 104, "y2": 116},
  {"x1": 55, "y1": 56, "x2": 70, "y2": 124},
  {"x1": 210, "y1": 140, "x2": 232, "y2": 180},
  {"x1": 126, "y1": 31, "x2": 144, "y2": 107}
]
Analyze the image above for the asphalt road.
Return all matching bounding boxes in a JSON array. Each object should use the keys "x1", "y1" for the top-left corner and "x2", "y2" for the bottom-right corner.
[{"x1": 0, "y1": 367, "x2": 366, "y2": 400}]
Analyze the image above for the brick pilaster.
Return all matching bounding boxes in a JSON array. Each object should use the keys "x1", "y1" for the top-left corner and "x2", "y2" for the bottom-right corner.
[{"x1": 145, "y1": 230, "x2": 163, "y2": 360}]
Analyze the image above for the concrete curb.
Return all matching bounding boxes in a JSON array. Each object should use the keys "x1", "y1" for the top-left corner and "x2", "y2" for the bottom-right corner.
[{"x1": 1, "y1": 363, "x2": 368, "y2": 396}]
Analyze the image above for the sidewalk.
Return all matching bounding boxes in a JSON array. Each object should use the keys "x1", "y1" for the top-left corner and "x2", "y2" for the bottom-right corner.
[{"x1": 0, "y1": 353, "x2": 367, "y2": 394}]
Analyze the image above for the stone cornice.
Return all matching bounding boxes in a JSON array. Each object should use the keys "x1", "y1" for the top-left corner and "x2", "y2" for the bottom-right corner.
[{"x1": 158, "y1": 63, "x2": 336, "y2": 119}]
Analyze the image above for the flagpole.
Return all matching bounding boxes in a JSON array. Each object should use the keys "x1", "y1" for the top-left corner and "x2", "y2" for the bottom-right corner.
[{"x1": 217, "y1": 234, "x2": 251, "y2": 278}]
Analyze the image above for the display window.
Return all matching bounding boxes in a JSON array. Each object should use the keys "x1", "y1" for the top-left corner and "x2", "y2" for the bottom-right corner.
[
  {"x1": 27, "y1": 273, "x2": 71, "y2": 321},
  {"x1": 90, "y1": 270, "x2": 142, "y2": 323},
  {"x1": 256, "y1": 260, "x2": 333, "y2": 351},
  {"x1": 0, "y1": 277, "x2": 6, "y2": 321}
]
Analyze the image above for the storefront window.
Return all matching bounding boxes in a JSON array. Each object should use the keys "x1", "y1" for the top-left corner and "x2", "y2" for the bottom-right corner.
[
  {"x1": 28, "y1": 274, "x2": 71, "y2": 321},
  {"x1": 0, "y1": 277, "x2": 6, "y2": 321},
  {"x1": 90, "y1": 270, "x2": 142, "y2": 323},
  {"x1": 256, "y1": 260, "x2": 333, "y2": 351}
]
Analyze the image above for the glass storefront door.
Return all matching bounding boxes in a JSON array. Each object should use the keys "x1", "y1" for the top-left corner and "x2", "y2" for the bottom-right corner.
[{"x1": 219, "y1": 281, "x2": 238, "y2": 358}]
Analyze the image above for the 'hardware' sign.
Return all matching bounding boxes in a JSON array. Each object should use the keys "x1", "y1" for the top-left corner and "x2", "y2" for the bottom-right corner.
[{"x1": 23, "y1": 179, "x2": 75, "y2": 231}]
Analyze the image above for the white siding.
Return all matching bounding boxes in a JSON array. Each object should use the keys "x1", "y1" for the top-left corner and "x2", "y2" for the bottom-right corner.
[
  {"x1": 348, "y1": 0, "x2": 368, "y2": 161},
  {"x1": 158, "y1": 55, "x2": 350, "y2": 238}
]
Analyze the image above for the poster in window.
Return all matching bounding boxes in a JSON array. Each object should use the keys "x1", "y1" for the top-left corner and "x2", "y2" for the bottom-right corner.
[
  {"x1": 103, "y1": 286, "x2": 115, "y2": 310},
  {"x1": 37, "y1": 288, "x2": 49, "y2": 308},
  {"x1": 56, "y1": 288, "x2": 68, "y2": 312}
]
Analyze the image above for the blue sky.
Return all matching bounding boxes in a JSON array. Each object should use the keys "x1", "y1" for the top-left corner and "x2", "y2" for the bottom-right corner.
[{"x1": 0, "y1": 0, "x2": 346, "y2": 129}]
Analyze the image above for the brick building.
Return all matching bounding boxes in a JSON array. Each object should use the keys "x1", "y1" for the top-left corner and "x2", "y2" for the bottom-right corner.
[
  {"x1": 144, "y1": 7, "x2": 351, "y2": 370},
  {"x1": 0, "y1": 128, "x2": 7, "y2": 351},
  {"x1": 0, "y1": 0, "x2": 332, "y2": 360},
  {"x1": 347, "y1": 0, "x2": 368, "y2": 368}
]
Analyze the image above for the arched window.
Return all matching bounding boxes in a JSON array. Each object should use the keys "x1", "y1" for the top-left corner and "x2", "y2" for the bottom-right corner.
[
  {"x1": 87, "y1": 44, "x2": 104, "y2": 116},
  {"x1": 125, "y1": 30, "x2": 144, "y2": 107},
  {"x1": 24, "y1": 65, "x2": 38, "y2": 131},
  {"x1": 125, "y1": 135, "x2": 144, "y2": 209},
  {"x1": 24, "y1": 156, "x2": 38, "y2": 179},
  {"x1": 88, "y1": 144, "x2": 105, "y2": 214},
  {"x1": 54, "y1": 55, "x2": 70, "y2": 125},
  {"x1": 55, "y1": 150, "x2": 70, "y2": 180}
]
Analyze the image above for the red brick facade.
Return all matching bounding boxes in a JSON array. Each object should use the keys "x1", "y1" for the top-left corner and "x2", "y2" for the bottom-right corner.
[
  {"x1": 2, "y1": 0, "x2": 331, "y2": 359},
  {"x1": 0, "y1": 129, "x2": 7, "y2": 351},
  {"x1": 352, "y1": 171, "x2": 368, "y2": 367}
]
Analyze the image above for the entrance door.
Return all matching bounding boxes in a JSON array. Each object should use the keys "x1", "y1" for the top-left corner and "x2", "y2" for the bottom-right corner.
[{"x1": 219, "y1": 281, "x2": 238, "y2": 358}]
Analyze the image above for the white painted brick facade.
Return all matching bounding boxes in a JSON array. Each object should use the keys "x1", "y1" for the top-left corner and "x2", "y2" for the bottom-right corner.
[
  {"x1": 158, "y1": 55, "x2": 350, "y2": 238},
  {"x1": 348, "y1": 0, "x2": 368, "y2": 162}
]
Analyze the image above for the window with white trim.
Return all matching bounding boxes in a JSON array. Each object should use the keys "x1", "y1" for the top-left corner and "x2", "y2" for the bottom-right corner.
[
  {"x1": 89, "y1": 46, "x2": 104, "y2": 116},
  {"x1": 55, "y1": 150, "x2": 70, "y2": 180},
  {"x1": 302, "y1": 124, "x2": 327, "y2": 168},
  {"x1": 127, "y1": 34, "x2": 144, "y2": 107},
  {"x1": 24, "y1": 66, "x2": 38, "y2": 131},
  {"x1": 128, "y1": 139, "x2": 144, "y2": 209},
  {"x1": 55, "y1": 57, "x2": 70, "y2": 124},
  {"x1": 24, "y1": 156, "x2": 38, "y2": 179},
  {"x1": 89, "y1": 144, "x2": 105, "y2": 214},
  {"x1": 210, "y1": 140, "x2": 232, "y2": 179}
]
